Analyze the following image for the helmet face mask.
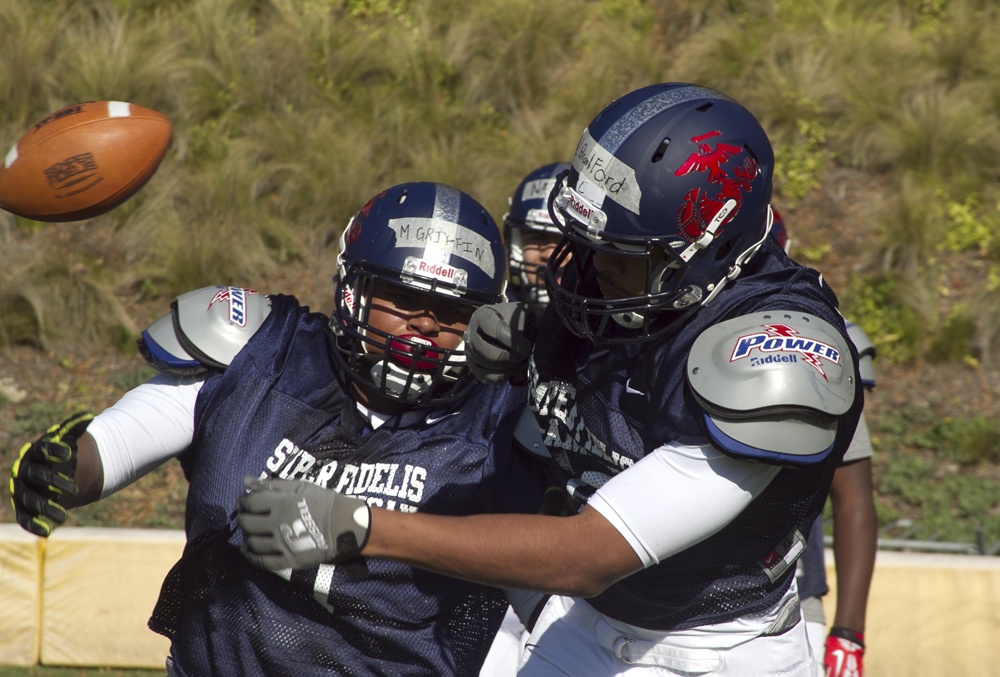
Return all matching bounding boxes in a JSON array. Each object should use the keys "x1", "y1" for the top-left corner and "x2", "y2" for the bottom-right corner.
[
  {"x1": 332, "y1": 182, "x2": 506, "y2": 408},
  {"x1": 335, "y1": 268, "x2": 475, "y2": 406},
  {"x1": 546, "y1": 83, "x2": 775, "y2": 344},
  {"x1": 545, "y1": 217, "x2": 694, "y2": 342},
  {"x1": 504, "y1": 162, "x2": 571, "y2": 313}
]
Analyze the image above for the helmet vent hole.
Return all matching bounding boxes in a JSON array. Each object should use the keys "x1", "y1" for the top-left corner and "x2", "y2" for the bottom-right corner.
[
  {"x1": 651, "y1": 138, "x2": 670, "y2": 163},
  {"x1": 398, "y1": 192, "x2": 408, "y2": 204},
  {"x1": 695, "y1": 103, "x2": 713, "y2": 112}
]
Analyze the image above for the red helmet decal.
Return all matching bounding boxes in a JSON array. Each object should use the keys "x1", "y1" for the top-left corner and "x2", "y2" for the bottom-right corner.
[
  {"x1": 348, "y1": 190, "x2": 387, "y2": 243},
  {"x1": 359, "y1": 191, "x2": 384, "y2": 218},
  {"x1": 673, "y1": 131, "x2": 757, "y2": 241}
]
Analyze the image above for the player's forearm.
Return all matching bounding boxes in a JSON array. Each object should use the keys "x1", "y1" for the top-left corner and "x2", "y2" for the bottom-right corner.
[
  {"x1": 363, "y1": 505, "x2": 640, "y2": 598},
  {"x1": 830, "y1": 462, "x2": 877, "y2": 630},
  {"x1": 62, "y1": 432, "x2": 104, "y2": 509},
  {"x1": 831, "y1": 512, "x2": 876, "y2": 628}
]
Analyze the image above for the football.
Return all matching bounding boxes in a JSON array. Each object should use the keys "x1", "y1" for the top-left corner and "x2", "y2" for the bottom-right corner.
[{"x1": 0, "y1": 100, "x2": 172, "y2": 222}]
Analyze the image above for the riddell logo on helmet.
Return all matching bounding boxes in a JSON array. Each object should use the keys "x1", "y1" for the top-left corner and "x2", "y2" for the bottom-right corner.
[
  {"x1": 566, "y1": 193, "x2": 599, "y2": 229},
  {"x1": 416, "y1": 259, "x2": 457, "y2": 280}
]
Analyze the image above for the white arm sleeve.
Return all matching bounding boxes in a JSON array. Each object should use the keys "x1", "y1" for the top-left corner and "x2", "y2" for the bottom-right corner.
[
  {"x1": 588, "y1": 443, "x2": 781, "y2": 568},
  {"x1": 86, "y1": 372, "x2": 206, "y2": 498}
]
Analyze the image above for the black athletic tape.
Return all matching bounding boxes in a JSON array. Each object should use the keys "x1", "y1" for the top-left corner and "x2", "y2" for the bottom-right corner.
[{"x1": 828, "y1": 626, "x2": 865, "y2": 648}]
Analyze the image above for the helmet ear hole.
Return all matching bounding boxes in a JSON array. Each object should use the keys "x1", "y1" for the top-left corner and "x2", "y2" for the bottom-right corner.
[{"x1": 714, "y1": 235, "x2": 741, "y2": 262}]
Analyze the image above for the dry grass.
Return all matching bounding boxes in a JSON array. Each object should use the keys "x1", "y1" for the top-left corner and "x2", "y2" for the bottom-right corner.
[{"x1": 0, "y1": 0, "x2": 999, "y2": 359}]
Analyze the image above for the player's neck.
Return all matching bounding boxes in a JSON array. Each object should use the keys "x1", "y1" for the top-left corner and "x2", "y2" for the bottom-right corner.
[{"x1": 351, "y1": 382, "x2": 409, "y2": 418}]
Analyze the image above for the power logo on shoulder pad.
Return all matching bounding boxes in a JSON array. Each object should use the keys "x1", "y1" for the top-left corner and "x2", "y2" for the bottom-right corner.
[
  {"x1": 208, "y1": 286, "x2": 258, "y2": 327},
  {"x1": 730, "y1": 323, "x2": 840, "y2": 381}
]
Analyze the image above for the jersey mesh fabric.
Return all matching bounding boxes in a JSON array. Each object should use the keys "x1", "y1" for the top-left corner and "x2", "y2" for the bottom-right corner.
[
  {"x1": 529, "y1": 239, "x2": 863, "y2": 631},
  {"x1": 797, "y1": 516, "x2": 830, "y2": 600},
  {"x1": 149, "y1": 295, "x2": 548, "y2": 676}
]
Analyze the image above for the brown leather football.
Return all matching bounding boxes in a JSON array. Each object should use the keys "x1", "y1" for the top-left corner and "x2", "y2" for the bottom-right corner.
[{"x1": 0, "y1": 100, "x2": 172, "y2": 222}]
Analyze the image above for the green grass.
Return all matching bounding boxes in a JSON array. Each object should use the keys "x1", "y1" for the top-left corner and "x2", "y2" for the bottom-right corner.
[
  {"x1": 1, "y1": 0, "x2": 998, "y2": 362},
  {"x1": 1, "y1": 0, "x2": 998, "y2": 545},
  {"x1": 867, "y1": 404, "x2": 1000, "y2": 548}
]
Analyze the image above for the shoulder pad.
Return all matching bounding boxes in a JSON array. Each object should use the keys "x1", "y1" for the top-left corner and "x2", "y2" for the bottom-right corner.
[
  {"x1": 138, "y1": 286, "x2": 271, "y2": 374},
  {"x1": 686, "y1": 311, "x2": 857, "y2": 467},
  {"x1": 139, "y1": 312, "x2": 205, "y2": 375},
  {"x1": 845, "y1": 320, "x2": 876, "y2": 389},
  {"x1": 513, "y1": 406, "x2": 551, "y2": 460}
]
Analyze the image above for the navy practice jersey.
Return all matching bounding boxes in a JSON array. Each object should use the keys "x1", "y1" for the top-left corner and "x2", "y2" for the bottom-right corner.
[
  {"x1": 149, "y1": 295, "x2": 548, "y2": 677},
  {"x1": 797, "y1": 516, "x2": 830, "y2": 600},
  {"x1": 528, "y1": 238, "x2": 863, "y2": 631}
]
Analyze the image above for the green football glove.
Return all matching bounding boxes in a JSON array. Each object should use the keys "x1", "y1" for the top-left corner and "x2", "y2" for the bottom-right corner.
[
  {"x1": 237, "y1": 476, "x2": 371, "y2": 571},
  {"x1": 9, "y1": 412, "x2": 94, "y2": 537}
]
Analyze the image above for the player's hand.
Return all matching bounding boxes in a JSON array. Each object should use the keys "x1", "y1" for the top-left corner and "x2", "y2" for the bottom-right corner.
[
  {"x1": 463, "y1": 301, "x2": 537, "y2": 385},
  {"x1": 824, "y1": 627, "x2": 864, "y2": 677},
  {"x1": 237, "y1": 477, "x2": 371, "y2": 570},
  {"x1": 9, "y1": 412, "x2": 94, "y2": 537}
]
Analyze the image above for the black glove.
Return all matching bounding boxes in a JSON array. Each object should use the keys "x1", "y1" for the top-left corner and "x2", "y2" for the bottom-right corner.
[
  {"x1": 540, "y1": 485, "x2": 578, "y2": 517},
  {"x1": 9, "y1": 412, "x2": 94, "y2": 537},
  {"x1": 237, "y1": 477, "x2": 371, "y2": 571},
  {"x1": 463, "y1": 301, "x2": 537, "y2": 384}
]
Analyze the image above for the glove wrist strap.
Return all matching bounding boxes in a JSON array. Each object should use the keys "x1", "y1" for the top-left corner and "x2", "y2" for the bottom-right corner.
[{"x1": 829, "y1": 626, "x2": 865, "y2": 648}]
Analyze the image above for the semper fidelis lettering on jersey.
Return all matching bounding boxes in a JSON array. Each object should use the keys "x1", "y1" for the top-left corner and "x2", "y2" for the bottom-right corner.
[
  {"x1": 261, "y1": 438, "x2": 426, "y2": 512},
  {"x1": 528, "y1": 358, "x2": 635, "y2": 474}
]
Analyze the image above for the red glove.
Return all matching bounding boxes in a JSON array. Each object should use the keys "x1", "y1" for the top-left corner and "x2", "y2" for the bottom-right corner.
[{"x1": 824, "y1": 627, "x2": 864, "y2": 677}]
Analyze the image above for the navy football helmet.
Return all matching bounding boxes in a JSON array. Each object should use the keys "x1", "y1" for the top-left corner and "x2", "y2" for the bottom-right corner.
[
  {"x1": 503, "y1": 162, "x2": 570, "y2": 312},
  {"x1": 332, "y1": 182, "x2": 507, "y2": 408},
  {"x1": 546, "y1": 83, "x2": 775, "y2": 344}
]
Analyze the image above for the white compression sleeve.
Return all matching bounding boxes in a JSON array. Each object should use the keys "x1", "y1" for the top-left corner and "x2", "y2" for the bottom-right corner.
[
  {"x1": 587, "y1": 443, "x2": 781, "y2": 568},
  {"x1": 86, "y1": 372, "x2": 206, "y2": 498}
]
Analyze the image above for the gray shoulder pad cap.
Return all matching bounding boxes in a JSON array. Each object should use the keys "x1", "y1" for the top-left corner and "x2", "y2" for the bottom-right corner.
[
  {"x1": 845, "y1": 320, "x2": 876, "y2": 389},
  {"x1": 140, "y1": 286, "x2": 272, "y2": 372},
  {"x1": 139, "y1": 312, "x2": 206, "y2": 375},
  {"x1": 687, "y1": 310, "x2": 857, "y2": 466},
  {"x1": 513, "y1": 406, "x2": 551, "y2": 461}
]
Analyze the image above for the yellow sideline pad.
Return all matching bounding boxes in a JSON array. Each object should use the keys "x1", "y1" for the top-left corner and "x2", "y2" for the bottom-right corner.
[
  {"x1": 826, "y1": 549, "x2": 1000, "y2": 677},
  {"x1": 0, "y1": 525, "x2": 183, "y2": 668},
  {"x1": 1, "y1": 525, "x2": 999, "y2": 673}
]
